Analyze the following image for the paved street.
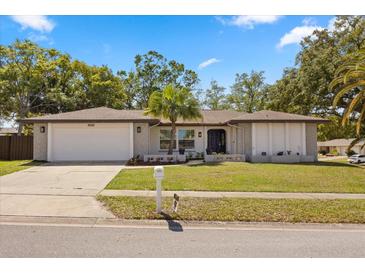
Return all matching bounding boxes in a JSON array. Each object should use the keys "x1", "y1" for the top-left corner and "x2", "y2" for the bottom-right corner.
[{"x1": 1, "y1": 221, "x2": 365, "y2": 257}]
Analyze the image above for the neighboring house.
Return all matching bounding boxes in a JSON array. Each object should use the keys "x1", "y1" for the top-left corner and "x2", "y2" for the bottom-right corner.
[
  {"x1": 20, "y1": 107, "x2": 327, "y2": 163},
  {"x1": 0, "y1": 128, "x2": 17, "y2": 136},
  {"x1": 317, "y1": 139, "x2": 365, "y2": 156}
]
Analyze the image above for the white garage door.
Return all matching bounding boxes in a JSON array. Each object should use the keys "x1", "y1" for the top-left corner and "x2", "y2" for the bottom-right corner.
[{"x1": 49, "y1": 123, "x2": 132, "y2": 161}]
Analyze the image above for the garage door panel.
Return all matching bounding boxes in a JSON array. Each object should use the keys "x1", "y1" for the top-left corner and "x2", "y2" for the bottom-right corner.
[{"x1": 50, "y1": 123, "x2": 131, "y2": 161}]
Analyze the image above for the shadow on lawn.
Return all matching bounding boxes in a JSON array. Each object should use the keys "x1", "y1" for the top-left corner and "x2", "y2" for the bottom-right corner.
[
  {"x1": 185, "y1": 162, "x2": 225, "y2": 168},
  {"x1": 160, "y1": 212, "x2": 183, "y2": 232}
]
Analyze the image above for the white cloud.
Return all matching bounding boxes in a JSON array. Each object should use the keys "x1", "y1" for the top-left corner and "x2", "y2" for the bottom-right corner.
[
  {"x1": 277, "y1": 18, "x2": 324, "y2": 48},
  {"x1": 276, "y1": 17, "x2": 341, "y2": 49},
  {"x1": 327, "y1": 17, "x2": 337, "y2": 32},
  {"x1": 217, "y1": 15, "x2": 281, "y2": 29},
  {"x1": 198, "y1": 58, "x2": 221, "y2": 69},
  {"x1": 11, "y1": 15, "x2": 55, "y2": 32}
]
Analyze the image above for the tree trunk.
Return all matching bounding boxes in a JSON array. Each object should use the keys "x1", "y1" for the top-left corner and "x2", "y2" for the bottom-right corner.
[{"x1": 168, "y1": 121, "x2": 176, "y2": 155}]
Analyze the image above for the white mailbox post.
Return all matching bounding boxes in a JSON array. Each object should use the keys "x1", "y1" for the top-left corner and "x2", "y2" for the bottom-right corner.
[{"x1": 154, "y1": 166, "x2": 164, "y2": 214}]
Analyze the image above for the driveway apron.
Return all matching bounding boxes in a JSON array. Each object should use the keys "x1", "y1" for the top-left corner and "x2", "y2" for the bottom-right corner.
[{"x1": 0, "y1": 163, "x2": 124, "y2": 218}]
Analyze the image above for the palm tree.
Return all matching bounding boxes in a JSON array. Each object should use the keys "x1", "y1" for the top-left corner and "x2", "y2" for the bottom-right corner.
[
  {"x1": 144, "y1": 84, "x2": 202, "y2": 155},
  {"x1": 330, "y1": 49, "x2": 365, "y2": 151}
]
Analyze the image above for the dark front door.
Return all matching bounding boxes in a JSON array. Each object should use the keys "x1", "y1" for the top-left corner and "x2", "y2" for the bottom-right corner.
[{"x1": 207, "y1": 129, "x2": 226, "y2": 154}]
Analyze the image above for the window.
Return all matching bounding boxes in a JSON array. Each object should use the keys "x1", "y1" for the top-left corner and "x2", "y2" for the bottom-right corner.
[
  {"x1": 178, "y1": 129, "x2": 195, "y2": 149},
  {"x1": 159, "y1": 129, "x2": 195, "y2": 150},
  {"x1": 160, "y1": 129, "x2": 176, "y2": 150}
]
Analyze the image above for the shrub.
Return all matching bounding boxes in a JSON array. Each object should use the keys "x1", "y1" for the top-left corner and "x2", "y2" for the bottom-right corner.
[
  {"x1": 127, "y1": 155, "x2": 140, "y2": 166},
  {"x1": 329, "y1": 149, "x2": 339, "y2": 156}
]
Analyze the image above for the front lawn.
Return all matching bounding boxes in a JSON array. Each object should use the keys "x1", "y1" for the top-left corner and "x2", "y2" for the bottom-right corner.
[
  {"x1": 98, "y1": 196, "x2": 365, "y2": 223},
  {"x1": 0, "y1": 160, "x2": 40, "y2": 176},
  {"x1": 106, "y1": 161, "x2": 365, "y2": 193}
]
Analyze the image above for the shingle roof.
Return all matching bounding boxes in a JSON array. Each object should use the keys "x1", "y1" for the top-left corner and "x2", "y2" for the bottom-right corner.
[
  {"x1": 20, "y1": 107, "x2": 328, "y2": 125},
  {"x1": 159, "y1": 110, "x2": 244, "y2": 125},
  {"x1": 21, "y1": 107, "x2": 159, "y2": 123},
  {"x1": 317, "y1": 138, "x2": 365, "y2": 147},
  {"x1": 229, "y1": 110, "x2": 328, "y2": 123}
]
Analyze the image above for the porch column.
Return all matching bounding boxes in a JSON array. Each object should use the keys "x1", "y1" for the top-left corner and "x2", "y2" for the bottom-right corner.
[
  {"x1": 203, "y1": 126, "x2": 206, "y2": 153},
  {"x1": 252, "y1": 123, "x2": 256, "y2": 156},
  {"x1": 47, "y1": 123, "x2": 52, "y2": 162},
  {"x1": 129, "y1": 123, "x2": 134, "y2": 158},
  {"x1": 232, "y1": 127, "x2": 237, "y2": 154},
  {"x1": 301, "y1": 123, "x2": 306, "y2": 155}
]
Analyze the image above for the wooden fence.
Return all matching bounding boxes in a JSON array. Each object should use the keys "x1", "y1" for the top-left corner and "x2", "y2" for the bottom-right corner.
[{"x1": 0, "y1": 136, "x2": 33, "y2": 160}]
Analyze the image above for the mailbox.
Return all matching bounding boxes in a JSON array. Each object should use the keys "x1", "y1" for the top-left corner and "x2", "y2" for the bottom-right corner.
[
  {"x1": 154, "y1": 166, "x2": 164, "y2": 179},
  {"x1": 154, "y1": 166, "x2": 164, "y2": 214}
]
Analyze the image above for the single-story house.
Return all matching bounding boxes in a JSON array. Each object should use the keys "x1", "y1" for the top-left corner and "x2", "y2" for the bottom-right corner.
[
  {"x1": 20, "y1": 107, "x2": 327, "y2": 163},
  {"x1": 317, "y1": 138, "x2": 365, "y2": 156}
]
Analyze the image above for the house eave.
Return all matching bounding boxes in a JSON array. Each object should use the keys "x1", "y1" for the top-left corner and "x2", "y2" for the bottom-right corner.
[
  {"x1": 18, "y1": 119, "x2": 160, "y2": 125},
  {"x1": 228, "y1": 119, "x2": 329, "y2": 124}
]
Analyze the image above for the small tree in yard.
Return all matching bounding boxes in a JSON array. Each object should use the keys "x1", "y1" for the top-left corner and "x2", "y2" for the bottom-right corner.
[{"x1": 144, "y1": 84, "x2": 202, "y2": 155}]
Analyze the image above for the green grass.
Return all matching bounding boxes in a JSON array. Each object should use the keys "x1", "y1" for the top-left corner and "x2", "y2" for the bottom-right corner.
[
  {"x1": 98, "y1": 196, "x2": 365, "y2": 223},
  {"x1": 106, "y1": 161, "x2": 365, "y2": 193},
  {"x1": 0, "y1": 160, "x2": 40, "y2": 176}
]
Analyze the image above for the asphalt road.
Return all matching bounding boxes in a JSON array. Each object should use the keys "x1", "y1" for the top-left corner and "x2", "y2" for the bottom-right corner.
[{"x1": 1, "y1": 223, "x2": 365, "y2": 257}]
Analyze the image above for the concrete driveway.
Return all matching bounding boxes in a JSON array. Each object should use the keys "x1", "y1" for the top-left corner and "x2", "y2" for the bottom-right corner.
[{"x1": 0, "y1": 163, "x2": 124, "y2": 218}]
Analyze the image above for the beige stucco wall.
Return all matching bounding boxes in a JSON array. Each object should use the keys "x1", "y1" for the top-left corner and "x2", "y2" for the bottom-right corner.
[
  {"x1": 148, "y1": 125, "x2": 235, "y2": 156},
  {"x1": 33, "y1": 123, "x2": 48, "y2": 161},
  {"x1": 149, "y1": 125, "x2": 205, "y2": 155},
  {"x1": 306, "y1": 123, "x2": 317, "y2": 160},
  {"x1": 133, "y1": 123, "x2": 149, "y2": 158},
  {"x1": 235, "y1": 123, "x2": 251, "y2": 157}
]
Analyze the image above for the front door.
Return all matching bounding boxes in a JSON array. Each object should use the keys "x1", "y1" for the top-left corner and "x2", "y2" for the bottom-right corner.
[{"x1": 207, "y1": 129, "x2": 226, "y2": 154}]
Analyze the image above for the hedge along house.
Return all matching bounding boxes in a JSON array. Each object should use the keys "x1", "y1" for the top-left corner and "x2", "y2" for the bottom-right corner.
[{"x1": 20, "y1": 107, "x2": 327, "y2": 163}]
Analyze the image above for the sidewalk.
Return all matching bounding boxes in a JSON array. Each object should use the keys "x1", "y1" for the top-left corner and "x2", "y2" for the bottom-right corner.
[{"x1": 100, "y1": 189, "x2": 365, "y2": 200}]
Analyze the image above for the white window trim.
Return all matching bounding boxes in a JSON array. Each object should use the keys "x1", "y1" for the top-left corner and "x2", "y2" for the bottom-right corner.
[{"x1": 159, "y1": 127, "x2": 196, "y2": 151}]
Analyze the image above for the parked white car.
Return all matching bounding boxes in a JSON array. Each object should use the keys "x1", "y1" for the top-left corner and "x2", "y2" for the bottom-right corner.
[{"x1": 348, "y1": 154, "x2": 365, "y2": 164}]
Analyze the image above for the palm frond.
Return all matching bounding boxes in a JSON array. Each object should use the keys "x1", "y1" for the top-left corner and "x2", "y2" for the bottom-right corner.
[
  {"x1": 342, "y1": 91, "x2": 365, "y2": 124},
  {"x1": 356, "y1": 106, "x2": 365, "y2": 135},
  {"x1": 333, "y1": 80, "x2": 365, "y2": 107}
]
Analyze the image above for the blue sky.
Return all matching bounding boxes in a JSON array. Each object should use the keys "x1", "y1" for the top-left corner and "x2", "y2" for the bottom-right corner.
[{"x1": 1, "y1": 15, "x2": 335, "y2": 91}]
